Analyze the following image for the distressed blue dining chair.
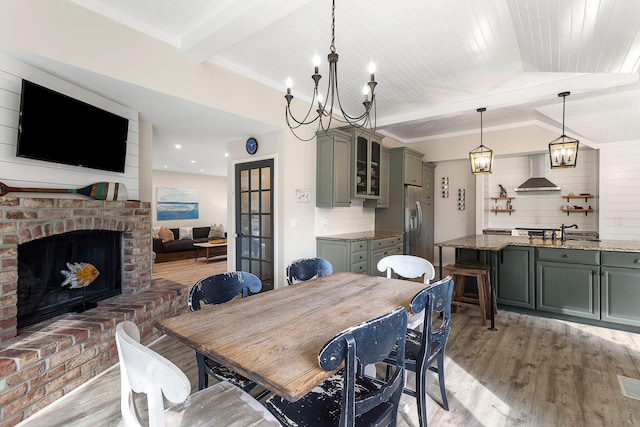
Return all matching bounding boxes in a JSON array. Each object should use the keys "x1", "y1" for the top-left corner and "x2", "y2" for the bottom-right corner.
[
  {"x1": 188, "y1": 271, "x2": 262, "y2": 392},
  {"x1": 383, "y1": 275, "x2": 454, "y2": 427},
  {"x1": 286, "y1": 257, "x2": 333, "y2": 285},
  {"x1": 265, "y1": 306, "x2": 408, "y2": 426}
]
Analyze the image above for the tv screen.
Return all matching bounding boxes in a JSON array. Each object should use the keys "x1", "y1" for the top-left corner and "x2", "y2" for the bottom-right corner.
[{"x1": 16, "y1": 80, "x2": 129, "y2": 173}]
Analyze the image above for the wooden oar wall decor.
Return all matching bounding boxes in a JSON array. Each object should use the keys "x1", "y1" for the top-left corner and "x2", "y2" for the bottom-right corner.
[{"x1": 0, "y1": 181, "x2": 128, "y2": 201}]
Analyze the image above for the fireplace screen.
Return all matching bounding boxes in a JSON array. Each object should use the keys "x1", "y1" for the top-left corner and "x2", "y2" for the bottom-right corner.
[{"x1": 17, "y1": 230, "x2": 122, "y2": 328}]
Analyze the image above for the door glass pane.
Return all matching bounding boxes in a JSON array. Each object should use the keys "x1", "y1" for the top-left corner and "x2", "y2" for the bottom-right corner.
[
  {"x1": 261, "y1": 191, "x2": 271, "y2": 213},
  {"x1": 261, "y1": 167, "x2": 271, "y2": 190},
  {"x1": 241, "y1": 258, "x2": 250, "y2": 271},
  {"x1": 240, "y1": 193, "x2": 249, "y2": 214},
  {"x1": 261, "y1": 262, "x2": 272, "y2": 281},
  {"x1": 240, "y1": 237, "x2": 251, "y2": 257},
  {"x1": 262, "y1": 238, "x2": 271, "y2": 261},
  {"x1": 261, "y1": 215, "x2": 271, "y2": 238},
  {"x1": 240, "y1": 170, "x2": 249, "y2": 191},
  {"x1": 241, "y1": 215, "x2": 250, "y2": 236},
  {"x1": 250, "y1": 192, "x2": 260, "y2": 213},
  {"x1": 250, "y1": 237, "x2": 261, "y2": 257},
  {"x1": 251, "y1": 169, "x2": 260, "y2": 191},
  {"x1": 251, "y1": 216, "x2": 260, "y2": 236}
]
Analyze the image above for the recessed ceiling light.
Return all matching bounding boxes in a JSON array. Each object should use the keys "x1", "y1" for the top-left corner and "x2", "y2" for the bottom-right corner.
[
  {"x1": 191, "y1": 160, "x2": 196, "y2": 163},
  {"x1": 175, "y1": 144, "x2": 181, "y2": 149},
  {"x1": 163, "y1": 165, "x2": 167, "y2": 168},
  {"x1": 224, "y1": 153, "x2": 229, "y2": 157}
]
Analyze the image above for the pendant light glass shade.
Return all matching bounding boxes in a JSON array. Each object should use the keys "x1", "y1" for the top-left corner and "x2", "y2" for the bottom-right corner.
[
  {"x1": 469, "y1": 108, "x2": 493, "y2": 175},
  {"x1": 549, "y1": 92, "x2": 579, "y2": 169}
]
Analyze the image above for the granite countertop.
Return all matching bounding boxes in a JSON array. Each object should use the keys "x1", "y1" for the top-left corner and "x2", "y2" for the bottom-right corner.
[
  {"x1": 436, "y1": 234, "x2": 640, "y2": 253},
  {"x1": 316, "y1": 230, "x2": 404, "y2": 242}
]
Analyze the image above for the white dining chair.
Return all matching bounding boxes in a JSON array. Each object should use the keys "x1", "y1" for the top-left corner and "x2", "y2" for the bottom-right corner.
[
  {"x1": 377, "y1": 254, "x2": 436, "y2": 330},
  {"x1": 115, "y1": 320, "x2": 279, "y2": 427}
]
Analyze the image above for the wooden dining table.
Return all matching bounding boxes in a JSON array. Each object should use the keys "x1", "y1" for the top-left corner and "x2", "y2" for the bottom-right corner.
[{"x1": 156, "y1": 272, "x2": 427, "y2": 402}]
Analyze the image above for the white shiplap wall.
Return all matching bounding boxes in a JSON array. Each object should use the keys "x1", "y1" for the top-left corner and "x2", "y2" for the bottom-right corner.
[
  {"x1": 483, "y1": 151, "x2": 598, "y2": 231},
  {"x1": 599, "y1": 141, "x2": 640, "y2": 240},
  {"x1": 0, "y1": 54, "x2": 139, "y2": 200},
  {"x1": 316, "y1": 200, "x2": 375, "y2": 236}
]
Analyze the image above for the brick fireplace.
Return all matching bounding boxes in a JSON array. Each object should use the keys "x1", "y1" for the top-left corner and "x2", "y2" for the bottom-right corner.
[{"x1": 0, "y1": 196, "x2": 187, "y2": 426}]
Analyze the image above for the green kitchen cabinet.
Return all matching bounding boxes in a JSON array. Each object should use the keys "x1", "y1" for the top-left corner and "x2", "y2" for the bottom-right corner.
[
  {"x1": 317, "y1": 239, "x2": 368, "y2": 274},
  {"x1": 600, "y1": 251, "x2": 640, "y2": 327},
  {"x1": 536, "y1": 248, "x2": 600, "y2": 320},
  {"x1": 316, "y1": 129, "x2": 351, "y2": 207},
  {"x1": 497, "y1": 246, "x2": 535, "y2": 309},
  {"x1": 369, "y1": 235, "x2": 404, "y2": 276}
]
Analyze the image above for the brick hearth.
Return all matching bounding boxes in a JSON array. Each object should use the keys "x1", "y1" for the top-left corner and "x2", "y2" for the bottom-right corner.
[{"x1": 0, "y1": 196, "x2": 187, "y2": 426}]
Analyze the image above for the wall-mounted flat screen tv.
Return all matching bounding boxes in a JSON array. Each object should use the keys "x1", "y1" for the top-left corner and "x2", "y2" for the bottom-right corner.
[{"x1": 16, "y1": 80, "x2": 129, "y2": 173}]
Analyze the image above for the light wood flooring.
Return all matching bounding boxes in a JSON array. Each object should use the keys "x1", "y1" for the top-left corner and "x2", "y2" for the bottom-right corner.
[{"x1": 17, "y1": 259, "x2": 640, "y2": 426}]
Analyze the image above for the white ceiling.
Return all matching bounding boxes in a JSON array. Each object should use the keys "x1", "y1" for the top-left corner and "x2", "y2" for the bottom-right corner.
[{"x1": 22, "y1": 0, "x2": 640, "y2": 175}]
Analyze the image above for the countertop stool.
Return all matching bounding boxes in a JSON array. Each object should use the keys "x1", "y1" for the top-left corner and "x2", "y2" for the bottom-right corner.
[{"x1": 443, "y1": 263, "x2": 496, "y2": 326}]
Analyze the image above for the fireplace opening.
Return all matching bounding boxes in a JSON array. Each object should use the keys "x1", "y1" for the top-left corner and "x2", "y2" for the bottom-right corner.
[{"x1": 17, "y1": 230, "x2": 122, "y2": 329}]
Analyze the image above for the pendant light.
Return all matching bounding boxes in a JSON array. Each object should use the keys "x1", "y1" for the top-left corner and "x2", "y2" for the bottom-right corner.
[
  {"x1": 469, "y1": 107, "x2": 493, "y2": 175},
  {"x1": 548, "y1": 92, "x2": 579, "y2": 169}
]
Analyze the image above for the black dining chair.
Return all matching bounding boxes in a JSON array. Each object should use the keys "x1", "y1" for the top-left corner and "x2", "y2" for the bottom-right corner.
[
  {"x1": 383, "y1": 275, "x2": 454, "y2": 427},
  {"x1": 285, "y1": 257, "x2": 333, "y2": 285},
  {"x1": 265, "y1": 306, "x2": 408, "y2": 426},
  {"x1": 188, "y1": 271, "x2": 262, "y2": 392}
]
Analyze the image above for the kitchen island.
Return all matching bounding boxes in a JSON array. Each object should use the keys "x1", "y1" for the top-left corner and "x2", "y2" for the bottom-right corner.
[{"x1": 436, "y1": 234, "x2": 640, "y2": 331}]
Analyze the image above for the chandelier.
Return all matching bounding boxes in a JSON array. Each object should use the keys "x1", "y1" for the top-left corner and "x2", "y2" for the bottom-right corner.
[
  {"x1": 284, "y1": 0, "x2": 377, "y2": 141},
  {"x1": 469, "y1": 107, "x2": 494, "y2": 175},
  {"x1": 548, "y1": 92, "x2": 579, "y2": 169}
]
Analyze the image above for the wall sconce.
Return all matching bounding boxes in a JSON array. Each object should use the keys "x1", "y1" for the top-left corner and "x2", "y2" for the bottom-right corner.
[
  {"x1": 441, "y1": 177, "x2": 449, "y2": 198},
  {"x1": 458, "y1": 189, "x2": 466, "y2": 210}
]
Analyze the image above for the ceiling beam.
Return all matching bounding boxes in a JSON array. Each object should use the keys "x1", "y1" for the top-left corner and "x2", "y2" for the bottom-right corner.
[
  {"x1": 376, "y1": 73, "x2": 640, "y2": 128},
  {"x1": 180, "y1": 0, "x2": 312, "y2": 62}
]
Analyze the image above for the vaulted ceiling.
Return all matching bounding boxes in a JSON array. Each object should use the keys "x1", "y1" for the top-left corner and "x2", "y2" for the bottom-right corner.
[{"x1": 18, "y1": 0, "x2": 640, "y2": 175}]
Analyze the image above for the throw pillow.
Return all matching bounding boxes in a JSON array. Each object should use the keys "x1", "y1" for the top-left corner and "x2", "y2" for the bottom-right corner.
[
  {"x1": 179, "y1": 227, "x2": 193, "y2": 240},
  {"x1": 208, "y1": 224, "x2": 225, "y2": 239},
  {"x1": 158, "y1": 227, "x2": 174, "y2": 243},
  {"x1": 151, "y1": 226, "x2": 161, "y2": 239}
]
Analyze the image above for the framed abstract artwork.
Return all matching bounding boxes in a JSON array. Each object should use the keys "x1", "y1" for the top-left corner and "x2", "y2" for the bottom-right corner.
[{"x1": 156, "y1": 187, "x2": 199, "y2": 220}]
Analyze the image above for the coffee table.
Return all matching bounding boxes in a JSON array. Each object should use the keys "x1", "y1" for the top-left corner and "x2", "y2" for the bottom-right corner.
[{"x1": 193, "y1": 241, "x2": 227, "y2": 263}]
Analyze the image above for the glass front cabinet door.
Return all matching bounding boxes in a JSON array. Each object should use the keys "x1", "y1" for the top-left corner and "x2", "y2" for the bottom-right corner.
[{"x1": 353, "y1": 132, "x2": 381, "y2": 199}]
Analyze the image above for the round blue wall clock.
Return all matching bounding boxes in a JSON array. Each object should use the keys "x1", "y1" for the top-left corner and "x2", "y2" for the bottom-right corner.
[{"x1": 246, "y1": 137, "x2": 258, "y2": 155}]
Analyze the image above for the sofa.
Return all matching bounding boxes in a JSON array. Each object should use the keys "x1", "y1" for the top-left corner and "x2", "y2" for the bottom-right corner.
[{"x1": 152, "y1": 226, "x2": 227, "y2": 263}]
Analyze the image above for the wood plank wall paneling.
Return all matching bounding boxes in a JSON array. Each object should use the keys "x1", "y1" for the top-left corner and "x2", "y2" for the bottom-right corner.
[
  {"x1": 484, "y1": 151, "x2": 598, "y2": 231},
  {"x1": 600, "y1": 140, "x2": 640, "y2": 240},
  {"x1": 0, "y1": 54, "x2": 140, "y2": 200}
]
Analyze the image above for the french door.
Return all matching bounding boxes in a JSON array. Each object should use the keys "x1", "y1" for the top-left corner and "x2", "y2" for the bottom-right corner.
[{"x1": 234, "y1": 159, "x2": 274, "y2": 291}]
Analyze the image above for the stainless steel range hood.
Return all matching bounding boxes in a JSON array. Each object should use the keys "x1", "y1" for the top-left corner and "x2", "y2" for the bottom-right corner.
[{"x1": 514, "y1": 154, "x2": 561, "y2": 192}]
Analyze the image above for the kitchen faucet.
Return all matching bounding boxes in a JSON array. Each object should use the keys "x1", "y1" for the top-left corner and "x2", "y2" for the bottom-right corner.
[{"x1": 561, "y1": 223, "x2": 579, "y2": 243}]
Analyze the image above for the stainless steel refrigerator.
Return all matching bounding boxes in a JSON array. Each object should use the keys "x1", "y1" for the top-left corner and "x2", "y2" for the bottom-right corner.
[
  {"x1": 404, "y1": 184, "x2": 434, "y2": 261},
  {"x1": 375, "y1": 164, "x2": 435, "y2": 263}
]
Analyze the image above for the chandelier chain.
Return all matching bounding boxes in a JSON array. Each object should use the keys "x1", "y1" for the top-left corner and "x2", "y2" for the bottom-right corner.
[{"x1": 330, "y1": 0, "x2": 336, "y2": 53}]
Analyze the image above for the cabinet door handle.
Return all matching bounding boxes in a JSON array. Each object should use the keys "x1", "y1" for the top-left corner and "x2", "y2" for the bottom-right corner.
[
  {"x1": 634, "y1": 259, "x2": 640, "y2": 264},
  {"x1": 561, "y1": 254, "x2": 568, "y2": 258}
]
